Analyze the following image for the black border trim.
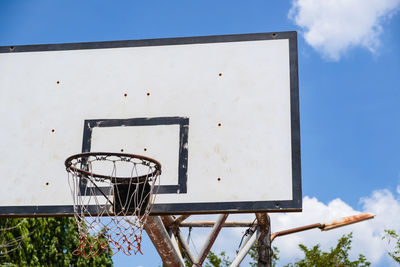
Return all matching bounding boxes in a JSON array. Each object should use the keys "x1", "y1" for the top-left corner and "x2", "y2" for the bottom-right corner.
[
  {"x1": 81, "y1": 117, "x2": 189, "y2": 194},
  {"x1": 289, "y1": 32, "x2": 303, "y2": 211},
  {"x1": 0, "y1": 31, "x2": 301, "y2": 216},
  {"x1": 0, "y1": 202, "x2": 302, "y2": 217},
  {"x1": 2, "y1": 31, "x2": 296, "y2": 53}
]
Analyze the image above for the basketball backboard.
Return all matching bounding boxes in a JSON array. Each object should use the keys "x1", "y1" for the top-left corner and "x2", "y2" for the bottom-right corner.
[{"x1": 0, "y1": 31, "x2": 301, "y2": 216}]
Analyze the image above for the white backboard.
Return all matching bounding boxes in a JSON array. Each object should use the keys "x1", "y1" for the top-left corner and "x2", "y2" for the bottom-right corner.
[{"x1": 0, "y1": 32, "x2": 301, "y2": 216}]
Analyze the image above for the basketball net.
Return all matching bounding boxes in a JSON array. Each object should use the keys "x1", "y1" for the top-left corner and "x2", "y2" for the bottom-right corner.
[{"x1": 65, "y1": 152, "x2": 161, "y2": 257}]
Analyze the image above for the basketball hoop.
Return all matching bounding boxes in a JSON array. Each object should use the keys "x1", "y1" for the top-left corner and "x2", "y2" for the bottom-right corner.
[{"x1": 65, "y1": 152, "x2": 161, "y2": 257}]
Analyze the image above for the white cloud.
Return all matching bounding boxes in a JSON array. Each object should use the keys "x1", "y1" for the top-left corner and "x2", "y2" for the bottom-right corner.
[
  {"x1": 288, "y1": 0, "x2": 400, "y2": 60},
  {"x1": 181, "y1": 187, "x2": 400, "y2": 266},
  {"x1": 272, "y1": 190, "x2": 400, "y2": 266}
]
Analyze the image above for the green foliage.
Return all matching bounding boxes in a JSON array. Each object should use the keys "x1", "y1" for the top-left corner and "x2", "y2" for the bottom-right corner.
[
  {"x1": 183, "y1": 251, "x2": 232, "y2": 267},
  {"x1": 382, "y1": 229, "x2": 400, "y2": 263},
  {"x1": 183, "y1": 243, "x2": 279, "y2": 266},
  {"x1": 183, "y1": 255, "x2": 192, "y2": 266},
  {"x1": 204, "y1": 251, "x2": 232, "y2": 267},
  {"x1": 184, "y1": 233, "x2": 373, "y2": 267},
  {"x1": 0, "y1": 217, "x2": 113, "y2": 266},
  {"x1": 285, "y1": 233, "x2": 370, "y2": 267}
]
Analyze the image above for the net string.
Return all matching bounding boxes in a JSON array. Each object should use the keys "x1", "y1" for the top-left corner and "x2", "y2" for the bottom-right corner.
[{"x1": 66, "y1": 154, "x2": 160, "y2": 257}]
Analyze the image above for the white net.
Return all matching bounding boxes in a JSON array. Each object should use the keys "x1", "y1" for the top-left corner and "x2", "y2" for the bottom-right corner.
[{"x1": 65, "y1": 152, "x2": 161, "y2": 257}]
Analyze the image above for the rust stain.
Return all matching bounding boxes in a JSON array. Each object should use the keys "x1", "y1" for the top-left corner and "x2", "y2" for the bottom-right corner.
[
  {"x1": 144, "y1": 216, "x2": 184, "y2": 266},
  {"x1": 213, "y1": 145, "x2": 228, "y2": 163},
  {"x1": 321, "y1": 213, "x2": 375, "y2": 231},
  {"x1": 270, "y1": 213, "x2": 375, "y2": 242},
  {"x1": 271, "y1": 223, "x2": 322, "y2": 242}
]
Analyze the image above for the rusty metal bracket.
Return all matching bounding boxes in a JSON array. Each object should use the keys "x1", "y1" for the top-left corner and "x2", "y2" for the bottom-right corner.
[
  {"x1": 145, "y1": 213, "x2": 375, "y2": 267},
  {"x1": 194, "y1": 213, "x2": 229, "y2": 266},
  {"x1": 144, "y1": 216, "x2": 185, "y2": 267},
  {"x1": 179, "y1": 220, "x2": 256, "y2": 228},
  {"x1": 174, "y1": 215, "x2": 191, "y2": 226},
  {"x1": 270, "y1": 213, "x2": 375, "y2": 242},
  {"x1": 161, "y1": 214, "x2": 233, "y2": 266},
  {"x1": 255, "y1": 213, "x2": 272, "y2": 267},
  {"x1": 161, "y1": 215, "x2": 197, "y2": 265},
  {"x1": 175, "y1": 228, "x2": 197, "y2": 265}
]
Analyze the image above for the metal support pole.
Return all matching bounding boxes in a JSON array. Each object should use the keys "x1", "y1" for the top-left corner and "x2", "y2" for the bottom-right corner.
[
  {"x1": 237, "y1": 226, "x2": 257, "y2": 254},
  {"x1": 161, "y1": 215, "x2": 188, "y2": 267},
  {"x1": 270, "y1": 213, "x2": 376, "y2": 242},
  {"x1": 176, "y1": 228, "x2": 197, "y2": 265},
  {"x1": 270, "y1": 223, "x2": 321, "y2": 242},
  {"x1": 230, "y1": 226, "x2": 259, "y2": 267},
  {"x1": 169, "y1": 226, "x2": 185, "y2": 265},
  {"x1": 194, "y1": 213, "x2": 229, "y2": 266},
  {"x1": 174, "y1": 215, "x2": 191, "y2": 226},
  {"x1": 144, "y1": 216, "x2": 185, "y2": 267},
  {"x1": 161, "y1": 215, "x2": 176, "y2": 228},
  {"x1": 180, "y1": 221, "x2": 256, "y2": 228},
  {"x1": 255, "y1": 213, "x2": 271, "y2": 267}
]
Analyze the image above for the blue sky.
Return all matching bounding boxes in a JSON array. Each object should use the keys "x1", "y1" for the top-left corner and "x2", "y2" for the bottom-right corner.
[{"x1": 1, "y1": 1, "x2": 399, "y2": 266}]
